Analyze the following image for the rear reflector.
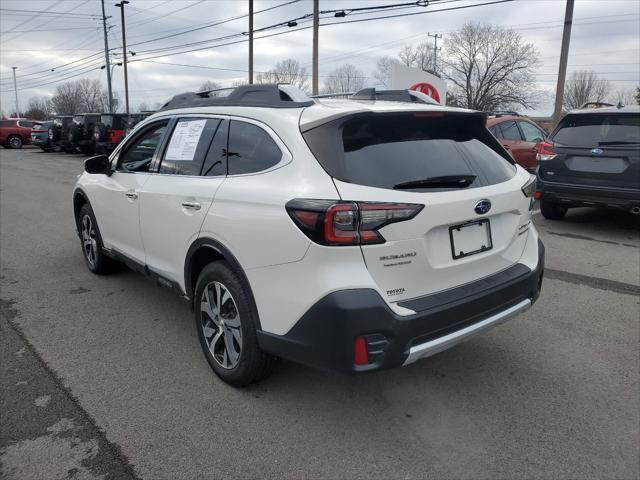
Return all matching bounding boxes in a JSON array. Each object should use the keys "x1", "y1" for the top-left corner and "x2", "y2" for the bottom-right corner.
[
  {"x1": 354, "y1": 336, "x2": 369, "y2": 365},
  {"x1": 286, "y1": 199, "x2": 423, "y2": 246}
]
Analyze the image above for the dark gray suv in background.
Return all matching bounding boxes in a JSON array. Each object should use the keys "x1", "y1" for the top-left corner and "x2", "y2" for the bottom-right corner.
[{"x1": 537, "y1": 106, "x2": 640, "y2": 219}]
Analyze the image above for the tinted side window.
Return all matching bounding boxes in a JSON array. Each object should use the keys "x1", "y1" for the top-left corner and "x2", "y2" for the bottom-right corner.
[
  {"x1": 18, "y1": 121, "x2": 34, "y2": 128},
  {"x1": 202, "y1": 119, "x2": 228, "y2": 177},
  {"x1": 489, "y1": 124, "x2": 502, "y2": 138},
  {"x1": 227, "y1": 121, "x2": 282, "y2": 175},
  {"x1": 117, "y1": 121, "x2": 168, "y2": 172},
  {"x1": 519, "y1": 121, "x2": 545, "y2": 143},
  {"x1": 159, "y1": 118, "x2": 220, "y2": 176},
  {"x1": 499, "y1": 121, "x2": 522, "y2": 141}
]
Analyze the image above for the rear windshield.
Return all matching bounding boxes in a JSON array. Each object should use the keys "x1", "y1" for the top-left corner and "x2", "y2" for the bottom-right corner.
[
  {"x1": 303, "y1": 112, "x2": 515, "y2": 191},
  {"x1": 552, "y1": 113, "x2": 640, "y2": 147}
]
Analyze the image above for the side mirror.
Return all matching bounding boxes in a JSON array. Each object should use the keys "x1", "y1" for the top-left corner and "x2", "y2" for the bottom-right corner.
[{"x1": 84, "y1": 155, "x2": 111, "y2": 175}]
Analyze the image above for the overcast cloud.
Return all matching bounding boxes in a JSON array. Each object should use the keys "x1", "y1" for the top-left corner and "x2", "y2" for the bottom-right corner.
[{"x1": 1, "y1": 0, "x2": 638, "y2": 116}]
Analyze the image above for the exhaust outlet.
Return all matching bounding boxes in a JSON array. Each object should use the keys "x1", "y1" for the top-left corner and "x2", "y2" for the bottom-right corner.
[{"x1": 631, "y1": 206, "x2": 640, "y2": 215}]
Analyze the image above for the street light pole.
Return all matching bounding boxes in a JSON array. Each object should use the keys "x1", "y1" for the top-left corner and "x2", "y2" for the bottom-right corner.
[
  {"x1": 11, "y1": 67, "x2": 19, "y2": 117},
  {"x1": 115, "y1": 1, "x2": 130, "y2": 116},
  {"x1": 553, "y1": 0, "x2": 575, "y2": 125},
  {"x1": 100, "y1": 0, "x2": 114, "y2": 113},
  {"x1": 312, "y1": 0, "x2": 319, "y2": 95},
  {"x1": 427, "y1": 32, "x2": 442, "y2": 74},
  {"x1": 249, "y1": 0, "x2": 253, "y2": 84}
]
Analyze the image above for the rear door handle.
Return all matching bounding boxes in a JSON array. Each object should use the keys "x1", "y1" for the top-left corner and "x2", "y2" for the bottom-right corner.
[
  {"x1": 181, "y1": 201, "x2": 201, "y2": 211},
  {"x1": 125, "y1": 191, "x2": 138, "y2": 200}
]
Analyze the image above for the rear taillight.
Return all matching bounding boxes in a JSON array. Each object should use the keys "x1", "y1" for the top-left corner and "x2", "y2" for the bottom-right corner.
[
  {"x1": 286, "y1": 199, "x2": 423, "y2": 246},
  {"x1": 536, "y1": 141, "x2": 556, "y2": 161}
]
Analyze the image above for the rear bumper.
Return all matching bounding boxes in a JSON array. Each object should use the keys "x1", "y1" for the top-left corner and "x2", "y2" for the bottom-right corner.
[
  {"x1": 257, "y1": 239, "x2": 545, "y2": 372},
  {"x1": 31, "y1": 137, "x2": 50, "y2": 147},
  {"x1": 538, "y1": 178, "x2": 640, "y2": 211}
]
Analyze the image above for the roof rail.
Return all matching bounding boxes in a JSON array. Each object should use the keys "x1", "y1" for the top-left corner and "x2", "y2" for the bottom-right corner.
[
  {"x1": 309, "y1": 92, "x2": 355, "y2": 99},
  {"x1": 311, "y1": 88, "x2": 439, "y2": 105},
  {"x1": 579, "y1": 101, "x2": 615, "y2": 109},
  {"x1": 159, "y1": 84, "x2": 314, "y2": 111},
  {"x1": 486, "y1": 110, "x2": 521, "y2": 117},
  {"x1": 351, "y1": 88, "x2": 439, "y2": 104}
]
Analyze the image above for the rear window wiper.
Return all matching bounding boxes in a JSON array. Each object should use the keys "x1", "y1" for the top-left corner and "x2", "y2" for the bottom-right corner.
[
  {"x1": 393, "y1": 175, "x2": 477, "y2": 190},
  {"x1": 597, "y1": 141, "x2": 640, "y2": 146}
]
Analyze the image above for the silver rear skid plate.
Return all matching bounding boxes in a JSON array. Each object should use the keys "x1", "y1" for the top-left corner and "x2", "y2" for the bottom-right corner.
[{"x1": 403, "y1": 298, "x2": 532, "y2": 366}]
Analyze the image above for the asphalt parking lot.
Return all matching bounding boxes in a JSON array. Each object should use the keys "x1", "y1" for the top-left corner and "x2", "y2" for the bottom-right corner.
[{"x1": 1, "y1": 148, "x2": 639, "y2": 480}]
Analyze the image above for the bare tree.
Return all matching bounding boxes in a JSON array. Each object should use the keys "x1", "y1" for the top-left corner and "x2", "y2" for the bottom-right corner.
[
  {"x1": 563, "y1": 70, "x2": 611, "y2": 110},
  {"x1": 50, "y1": 78, "x2": 114, "y2": 114},
  {"x1": 135, "y1": 102, "x2": 150, "y2": 112},
  {"x1": 256, "y1": 59, "x2": 309, "y2": 91},
  {"x1": 636, "y1": 87, "x2": 640, "y2": 106},
  {"x1": 322, "y1": 64, "x2": 366, "y2": 94},
  {"x1": 373, "y1": 56, "x2": 400, "y2": 87},
  {"x1": 398, "y1": 42, "x2": 436, "y2": 74},
  {"x1": 442, "y1": 22, "x2": 539, "y2": 111},
  {"x1": 612, "y1": 87, "x2": 637, "y2": 107},
  {"x1": 199, "y1": 80, "x2": 221, "y2": 92},
  {"x1": 25, "y1": 96, "x2": 53, "y2": 120},
  {"x1": 51, "y1": 82, "x2": 83, "y2": 114}
]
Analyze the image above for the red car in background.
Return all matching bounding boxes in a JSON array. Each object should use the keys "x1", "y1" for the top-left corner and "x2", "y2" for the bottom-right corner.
[
  {"x1": 0, "y1": 118, "x2": 36, "y2": 149},
  {"x1": 486, "y1": 112, "x2": 548, "y2": 172}
]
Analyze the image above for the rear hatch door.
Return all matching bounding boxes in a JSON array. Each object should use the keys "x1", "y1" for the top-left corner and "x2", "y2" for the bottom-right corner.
[
  {"x1": 303, "y1": 110, "x2": 533, "y2": 303},
  {"x1": 540, "y1": 112, "x2": 640, "y2": 189}
]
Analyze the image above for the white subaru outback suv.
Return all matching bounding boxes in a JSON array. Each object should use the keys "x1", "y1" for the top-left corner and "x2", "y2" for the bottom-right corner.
[{"x1": 73, "y1": 84, "x2": 544, "y2": 386}]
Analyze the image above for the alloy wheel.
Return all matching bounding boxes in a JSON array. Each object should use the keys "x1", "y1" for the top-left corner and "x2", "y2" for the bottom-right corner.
[
  {"x1": 200, "y1": 281, "x2": 242, "y2": 369},
  {"x1": 81, "y1": 214, "x2": 97, "y2": 266},
  {"x1": 9, "y1": 136, "x2": 22, "y2": 148}
]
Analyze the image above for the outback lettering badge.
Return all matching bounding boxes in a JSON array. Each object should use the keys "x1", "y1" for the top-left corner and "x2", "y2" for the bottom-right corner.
[{"x1": 379, "y1": 252, "x2": 417, "y2": 261}]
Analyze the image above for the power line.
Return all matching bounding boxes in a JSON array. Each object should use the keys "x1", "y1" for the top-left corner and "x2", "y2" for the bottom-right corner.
[
  {"x1": 128, "y1": 0, "x2": 513, "y2": 60},
  {"x1": 0, "y1": 7, "x2": 99, "y2": 17},
  {"x1": 126, "y1": 0, "x2": 300, "y2": 49}
]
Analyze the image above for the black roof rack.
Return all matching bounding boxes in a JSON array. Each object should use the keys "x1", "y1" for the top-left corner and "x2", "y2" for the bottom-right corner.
[{"x1": 159, "y1": 84, "x2": 314, "y2": 111}]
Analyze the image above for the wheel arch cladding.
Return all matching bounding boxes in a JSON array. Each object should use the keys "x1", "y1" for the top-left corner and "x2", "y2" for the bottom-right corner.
[
  {"x1": 185, "y1": 238, "x2": 262, "y2": 329},
  {"x1": 73, "y1": 189, "x2": 89, "y2": 233}
]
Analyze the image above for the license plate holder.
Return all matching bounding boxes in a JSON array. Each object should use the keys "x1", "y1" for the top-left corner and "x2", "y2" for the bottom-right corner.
[{"x1": 449, "y1": 219, "x2": 493, "y2": 259}]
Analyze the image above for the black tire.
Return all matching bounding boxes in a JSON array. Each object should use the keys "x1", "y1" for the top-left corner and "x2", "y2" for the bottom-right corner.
[
  {"x1": 7, "y1": 135, "x2": 23, "y2": 149},
  {"x1": 540, "y1": 199, "x2": 568, "y2": 220},
  {"x1": 194, "y1": 262, "x2": 277, "y2": 387},
  {"x1": 77, "y1": 204, "x2": 113, "y2": 274}
]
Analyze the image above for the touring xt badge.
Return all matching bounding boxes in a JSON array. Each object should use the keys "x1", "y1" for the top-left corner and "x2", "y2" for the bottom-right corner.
[{"x1": 380, "y1": 251, "x2": 416, "y2": 268}]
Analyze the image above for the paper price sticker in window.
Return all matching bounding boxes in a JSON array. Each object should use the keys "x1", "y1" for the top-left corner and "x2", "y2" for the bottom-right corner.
[{"x1": 165, "y1": 119, "x2": 207, "y2": 161}]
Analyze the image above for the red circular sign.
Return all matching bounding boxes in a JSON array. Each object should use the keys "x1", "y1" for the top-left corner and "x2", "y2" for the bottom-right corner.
[{"x1": 410, "y1": 82, "x2": 441, "y2": 103}]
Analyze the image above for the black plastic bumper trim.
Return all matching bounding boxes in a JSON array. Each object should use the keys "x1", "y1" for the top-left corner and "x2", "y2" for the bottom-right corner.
[{"x1": 257, "y1": 239, "x2": 545, "y2": 373}]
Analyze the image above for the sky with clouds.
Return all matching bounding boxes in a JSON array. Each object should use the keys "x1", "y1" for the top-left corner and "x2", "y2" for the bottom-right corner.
[{"x1": 1, "y1": 0, "x2": 638, "y2": 116}]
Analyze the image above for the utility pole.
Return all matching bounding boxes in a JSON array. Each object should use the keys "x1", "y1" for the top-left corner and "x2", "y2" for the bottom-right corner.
[
  {"x1": 312, "y1": 0, "x2": 319, "y2": 95},
  {"x1": 115, "y1": 1, "x2": 130, "y2": 116},
  {"x1": 553, "y1": 0, "x2": 574, "y2": 125},
  {"x1": 101, "y1": 0, "x2": 114, "y2": 113},
  {"x1": 249, "y1": 0, "x2": 254, "y2": 84},
  {"x1": 11, "y1": 67, "x2": 19, "y2": 117},
  {"x1": 427, "y1": 32, "x2": 442, "y2": 74}
]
